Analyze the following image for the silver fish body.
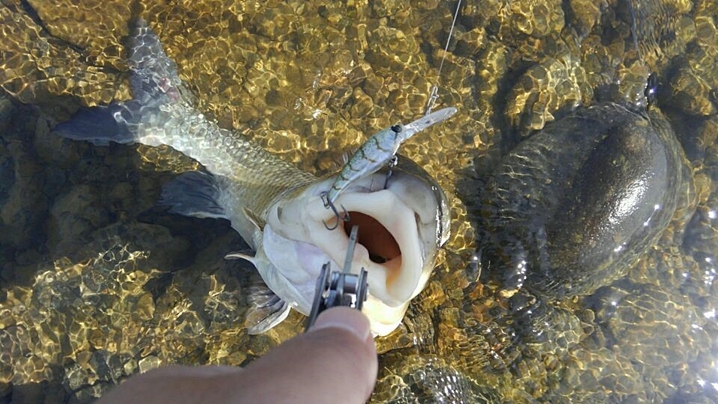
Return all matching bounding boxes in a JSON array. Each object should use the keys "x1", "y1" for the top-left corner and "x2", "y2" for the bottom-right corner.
[{"x1": 55, "y1": 19, "x2": 453, "y2": 336}]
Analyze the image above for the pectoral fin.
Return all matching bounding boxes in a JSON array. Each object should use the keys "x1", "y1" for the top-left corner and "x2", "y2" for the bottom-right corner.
[
  {"x1": 245, "y1": 279, "x2": 291, "y2": 335},
  {"x1": 242, "y1": 207, "x2": 265, "y2": 231},
  {"x1": 225, "y1": 251, "x2": 257, "y2": 265}
]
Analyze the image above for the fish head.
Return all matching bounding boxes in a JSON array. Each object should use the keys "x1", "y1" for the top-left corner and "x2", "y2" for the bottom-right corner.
[{"x1": 259, "y1": 156, "x2": 450, "y2": 336}]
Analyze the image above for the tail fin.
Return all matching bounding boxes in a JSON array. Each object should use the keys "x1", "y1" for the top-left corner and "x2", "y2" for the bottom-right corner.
[
  {"x1": 53, "y1": 101, "x2": 141, "y2": 146},
  {"x1": 126, "y1": 19, "x2": 186, "y2": 104},
  {"x1": 54, "y1": 18, "x2": 189, "y2": 146}
]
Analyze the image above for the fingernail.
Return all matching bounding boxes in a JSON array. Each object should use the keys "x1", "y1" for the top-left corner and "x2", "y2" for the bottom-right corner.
[{"x1": 309, "y1": 307, "x2": 372, "y2": 342}]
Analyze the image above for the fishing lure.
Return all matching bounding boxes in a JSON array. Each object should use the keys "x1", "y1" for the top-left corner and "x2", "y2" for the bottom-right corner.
[{"x1": 322, "y1": 107, "x2": 457, "y2": 230}]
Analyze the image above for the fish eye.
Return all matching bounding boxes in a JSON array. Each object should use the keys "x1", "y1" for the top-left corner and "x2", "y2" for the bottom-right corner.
[{"x1": 391, "y1": 125, "x2": 402, "y2": 133}]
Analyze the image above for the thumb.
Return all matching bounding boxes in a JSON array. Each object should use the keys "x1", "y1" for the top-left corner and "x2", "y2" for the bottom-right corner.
[
  {"x1": 96, "y1": 307, "x2": 378, "y2": 404},
  {"x1": 234, "y1": 307, "x2": 378, "y2": 403}
]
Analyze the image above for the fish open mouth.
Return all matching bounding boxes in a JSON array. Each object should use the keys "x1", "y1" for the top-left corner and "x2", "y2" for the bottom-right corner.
[
  {"x1": 263, "y1": 164, "x2": 447, "y2": 336},
  {"x1": 306, "y1": 187, "x2": 428, "y2": 308},
  {"x1": 343, "y1": 211, "x2": 402, "y2": 276}
]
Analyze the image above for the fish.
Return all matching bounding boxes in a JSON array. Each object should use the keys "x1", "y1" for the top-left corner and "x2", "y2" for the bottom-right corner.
[{"x1": 54, "y1": 19, "x2": 453, "y2": 337}]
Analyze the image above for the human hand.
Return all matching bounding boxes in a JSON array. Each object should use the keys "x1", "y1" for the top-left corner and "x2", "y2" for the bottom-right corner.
[{"x1": 99, "y1": 307, "x2": 378, "y2": 403}]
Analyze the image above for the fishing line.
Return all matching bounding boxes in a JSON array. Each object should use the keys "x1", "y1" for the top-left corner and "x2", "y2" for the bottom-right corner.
[
  {"x1": 424, "y1": 0, "x2": 462, "y2": 115},
  {"x1": 626, "y1": 0, "x2": 645, "y2": 65},
  {"x1": 626, "y1": 0, "x2": 659, "y2": 107}
]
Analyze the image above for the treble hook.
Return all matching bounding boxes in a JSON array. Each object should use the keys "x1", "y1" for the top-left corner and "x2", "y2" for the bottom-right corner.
[
  {"x1": 321, "y1": 191, "x2": 350, "y2": 230},
  {"x1": 384, "y1": 155, "x2": 398, "y2": 189}
]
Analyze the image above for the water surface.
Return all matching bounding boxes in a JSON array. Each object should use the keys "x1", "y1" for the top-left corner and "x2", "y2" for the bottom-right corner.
[{"x1": 1, "y1": 0, "x2": 717, "y2": 402}]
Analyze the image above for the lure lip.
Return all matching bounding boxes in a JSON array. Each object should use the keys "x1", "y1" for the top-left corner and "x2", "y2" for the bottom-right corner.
[{"x1": 401, "y1": 107, "x2": 458, "y2": 139}]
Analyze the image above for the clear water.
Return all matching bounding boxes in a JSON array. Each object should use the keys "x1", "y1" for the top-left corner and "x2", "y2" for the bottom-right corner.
[{"x1": 1, "y1": 0, "x2": 717, "y2": 402}]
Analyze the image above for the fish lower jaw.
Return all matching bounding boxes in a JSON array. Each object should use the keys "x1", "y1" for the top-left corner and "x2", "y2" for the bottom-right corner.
[
  {"x1": 306, "y1": 189, "x2": 426, "y2": 308},
  {"x1": 364, "y1": 297, "x2": 410, "y2": 337}
]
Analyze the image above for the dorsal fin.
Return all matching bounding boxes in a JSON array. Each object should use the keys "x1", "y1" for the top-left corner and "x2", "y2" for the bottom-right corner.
[{"x1": 159, "y1": 171, "x2": 227, "y2": 219}]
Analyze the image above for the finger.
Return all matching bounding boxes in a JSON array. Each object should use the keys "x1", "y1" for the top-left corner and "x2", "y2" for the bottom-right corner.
[
  {"x1": 225, "y1": 307, "x2": 378, "y2": 404},
  {"x1": 98, "y1": 307, "x2": 377, "y2": 404},
  {"x1": 98, "y1": 365, "x2": 240, "y2": 403}
]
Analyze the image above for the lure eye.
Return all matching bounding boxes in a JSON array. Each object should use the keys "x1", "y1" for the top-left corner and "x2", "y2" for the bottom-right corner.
[{"x1": 391, "y1": 125, "x2": 402, "y2": 133}]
